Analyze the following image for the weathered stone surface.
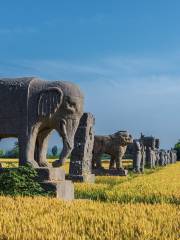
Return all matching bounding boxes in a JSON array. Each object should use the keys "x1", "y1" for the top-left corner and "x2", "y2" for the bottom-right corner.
[
  {"x1": 132, "y1": 139, "x2": 143, "y2": 173},
  {"x1": 35, "y1": 167, "x2": 65, "y2": 181},
  {"x1": 92, "y1": 131, "x2": 133, "y2": 170},
  {"x1": 141, "y1": 144, "x2": 146, "y2": 172},
  {"x1": 0, "y1": 77, "x2": 84, "y2": 168},
  {"x1": 68, "y1": 174, "x2": 95, "y2": 183},
  {"x1": 159, "y1": 150, "x2": 166, "y2": 166},
  {"x1": 41, "y1": 180, "x2": 74, "y2": 200},
  {"x1": 140, "y1": 134, "x2": 159, "y2": 168},
  {"x1": 38, "y1": 168, "x2": 74, "y2": 200},
  {"x1": 69, "y1": 112, "x2": 95, "y2": 182},
  {"x1": 171, "y1": 150, "x2": 177, "y2": 163},
  {"x1": 154, "y1": 149, "x2": 160, "y2": 166}
]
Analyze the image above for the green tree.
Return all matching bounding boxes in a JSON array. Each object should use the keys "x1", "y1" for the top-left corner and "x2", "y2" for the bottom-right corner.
[
  {"x1": 0, "y1": 149, "x2": 4, "y2": 157},
  {"x1": 5, "y1": 141, "x2": 19, "y2": 158},
  {"x1": 52, "y1": 145, "x2": 58, "y2": 157},
  {"x1": 11, "y1": 141, "x2": 19, "y2": 158},
  {"x1": 174, "y1": 140, "x2": 180, "y2": 160}
]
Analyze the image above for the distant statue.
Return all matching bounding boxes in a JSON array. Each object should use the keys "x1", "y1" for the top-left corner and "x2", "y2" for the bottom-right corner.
[
  {"x1": 159, "y1": 150, "x2": 165, "y2": 166},
  {"x1": 164, "y1": 151, "x2": 168, "y2": 165},
  {"x1": 140, "y1": 134, "x2": 159, "y2": 169},
  {"x1": 155, "y1": 149, "x2": 160, "y2": 166},
  {"x1": 132, "y1": 139, "x2": 142, "y2": 173},
  {"x1": 146, "y1": 147, "x2": 156, "y2": 168},
  {"x1": 141, "y1": 144, "x2": 146, "y2": 172},
  {"x1": 92, "y1": 131, "x2": 133, "y2": 170}
]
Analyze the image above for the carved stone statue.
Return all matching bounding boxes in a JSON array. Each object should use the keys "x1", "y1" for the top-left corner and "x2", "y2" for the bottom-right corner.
[
  {"x1": 140, "y1": 134, "x2": 159, "y2": 168},
  {"x1": 164, "y1": 151, "x2": 168, "y2": 165},
  {"x1": 155, "y1": 149, "x2": 160, "y2": 166},
  {"x1": 141, "y1": 144, "x2": 146, "y2": 172},
  {"x1": 146, "y1": 147, "x2": 156, "y2": 168},
  {"x1": 172, "y1": 150, "x2": 177, "y2": 163},
  {"x1": 0, "y1": 77, "x2": 84, "y2": 167},
  {"x1": 167, "y1": 150, "x2": 170, "y2": 164},
  {"x1": 92, "y1": 131, "x2": 133, "y2": 170},
  {"x1": 173, "y1": 150, "x2": 177, "y2": 163},
  {"x1": 159, "y1": 150, "x2": 166, "y2": 166},
  {"x1": 132, "y1": 139, "x2": 142, "y2": 173}
]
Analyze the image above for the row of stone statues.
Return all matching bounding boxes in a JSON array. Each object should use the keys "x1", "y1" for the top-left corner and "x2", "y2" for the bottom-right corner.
[
  {"x1": 69, "y1": 112, "x2": 134, "y2": 179},
  {"x1": 69, "y1": 113, "x2": 178, "y2": 180},
  {"x1": 0, "y1": 78, "x2": 178, "y2": 184},
  {"x1": 132, "y1": 135, "x2": 177, "y2": 173}
]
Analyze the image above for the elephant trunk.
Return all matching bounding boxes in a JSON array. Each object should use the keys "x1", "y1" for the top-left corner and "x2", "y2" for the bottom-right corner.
[{"x1": 52, "y1": 118, "x2": 79, "y2": 167}]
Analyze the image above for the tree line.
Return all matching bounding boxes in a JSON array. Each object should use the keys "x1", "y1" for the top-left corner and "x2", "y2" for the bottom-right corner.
[{"x1": 0, "y1": 142, "x2": 60, "y2": 159}]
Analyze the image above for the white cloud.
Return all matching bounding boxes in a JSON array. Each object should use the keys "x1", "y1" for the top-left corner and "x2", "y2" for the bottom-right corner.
[{"x1": 19, "y1": 54, "x2": 180, "y2": 82}]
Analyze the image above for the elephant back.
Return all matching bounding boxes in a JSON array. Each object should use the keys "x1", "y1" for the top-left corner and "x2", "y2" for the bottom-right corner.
[{"x1": 0, "y1": 77, "x2": 37, "y2": 120}]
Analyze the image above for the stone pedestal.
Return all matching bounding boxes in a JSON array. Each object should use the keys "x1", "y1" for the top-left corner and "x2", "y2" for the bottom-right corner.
[
  {"x1": 37, "y1": 167, "x2": 74, "y2": 200},
  {"x1": 69, "y1": 112, "x2": 95, "y2": 183},
  {"x1": 0, "y1": 167, "x2": 74, "y2": 200},
  {"x1": 41, "y1": 180, "x2": 74, "y2": 200},
  {"x1": 93, "y1": 168, "x2": 128, "y2": 176},
  {"x1": 36, "y1": 167, "x2": 65, "y2": 181},
  {"x1": 68, "y1": 173, "x2": 95, "y2": 183}
]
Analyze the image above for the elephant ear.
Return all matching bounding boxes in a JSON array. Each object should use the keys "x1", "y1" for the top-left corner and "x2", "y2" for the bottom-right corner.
[{"x1": 38, "y1": 87, "x2": 63, "y2": 118}]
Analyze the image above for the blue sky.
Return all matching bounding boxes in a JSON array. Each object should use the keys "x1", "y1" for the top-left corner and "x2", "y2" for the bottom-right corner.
[{"x1": 0, "y1": 0, "x2": 180, "y2": 150}]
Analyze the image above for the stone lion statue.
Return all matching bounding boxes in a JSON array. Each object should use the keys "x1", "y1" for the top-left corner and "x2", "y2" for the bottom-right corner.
[{"x1": 92, "y1": 131, "x2": 133, "y2": 170}]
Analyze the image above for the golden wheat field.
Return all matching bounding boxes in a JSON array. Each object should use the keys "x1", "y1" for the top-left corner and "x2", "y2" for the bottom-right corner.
[
  {"x1": 0, "y1": 161, "x2": 180, "y2": 239},
  {"x1": 0, "y1": 158, "x2": 132, "y2": 173},
  {"x1": 0, "y1": 197, "x2": 179, "y2": 240},
  {"x1": 75, "y1": 163, "x2": 180, "y2": 204}
]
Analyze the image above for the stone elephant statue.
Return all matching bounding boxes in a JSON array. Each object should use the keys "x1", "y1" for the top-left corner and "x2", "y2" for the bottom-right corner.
[
  {"x1": 0, "y1": 77, "x2": 84, "y2": 167},
  {"x1": 92, "y1": 131, "x2": 133, "y2": 170}
]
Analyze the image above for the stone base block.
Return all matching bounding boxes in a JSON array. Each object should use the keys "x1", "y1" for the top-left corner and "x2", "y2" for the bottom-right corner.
[
  {"x1": 35, "y1": 167, "x2": 65, "y2": 181},
  {"x1": 41, "y1": 180, "x2": 74, "y2": 200},
  {"x1": 108, "y1": 168, "x2": 128, "y2": 176},
  {"x1": 68, "y1": 174, "x2": 95, "y2": 183},
  {"x1": 93, "y1": 168, "x2": 128, "y2": 176},
  {"x1": 0, "y1": 167, "x2": 74, "y2": 200}
]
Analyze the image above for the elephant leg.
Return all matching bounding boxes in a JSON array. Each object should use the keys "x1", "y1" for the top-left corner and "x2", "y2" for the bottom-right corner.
[
  {"x1": 19, "y1": 125, "x2": 41, "y2": 167},
  {"x1": 19, "y1": 135, "x2": 39, "y2": 167},
  {"x1": 35, "y1": 129, "x2": 52, "y2": 167}
]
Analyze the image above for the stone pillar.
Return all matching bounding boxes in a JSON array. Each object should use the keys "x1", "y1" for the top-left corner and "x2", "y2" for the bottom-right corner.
[{"x1": 69, "y1": 112, "x2": 95, "y2": 182}]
